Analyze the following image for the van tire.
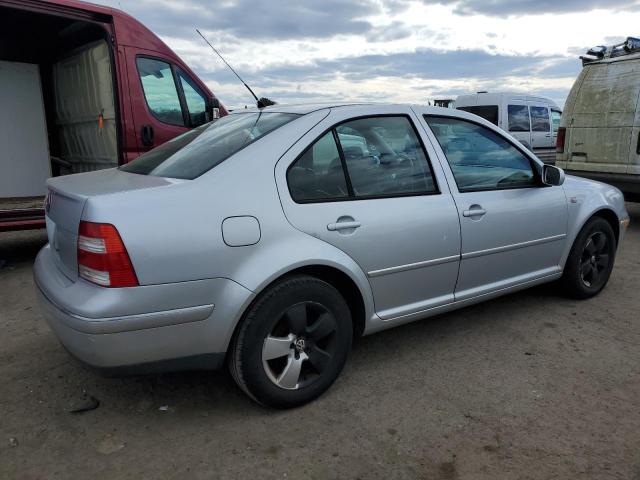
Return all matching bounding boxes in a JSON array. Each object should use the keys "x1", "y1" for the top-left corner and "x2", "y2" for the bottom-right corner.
[
  {"x1": 560, "y1": 217, "x2": 616, "y2": 299},
  {"x1": 229, "y1": 275, "x2": 352, "y2": 408}
]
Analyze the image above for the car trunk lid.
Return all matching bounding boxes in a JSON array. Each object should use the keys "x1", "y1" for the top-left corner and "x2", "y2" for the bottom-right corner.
[{"x1": 45, "y1": 168, "x2": 178, "y2": 281}]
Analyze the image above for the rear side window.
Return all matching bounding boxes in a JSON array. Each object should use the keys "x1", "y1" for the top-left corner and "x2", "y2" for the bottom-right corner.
[
  {"x1": 457, "y1": 105, "x2": 499, "y2": 125},
  {"x1": 508, "y1": 105, "x2": 530, "y2": 132},
  {"x1": 530, "y1": 106, "x2": 550, "y2": 132},
  {"x1": 425, "y1": 115, "x2": 536, "y2": 192},
  {"x1": 121, "y1": 112, "x2": 299, "y2": 179},
  {"x1": 551, "y1": 109, "x2": 562, "y2": 132},
  {"x1": 136, "y1": 57, "x2": 184, "y2": 126},
  {"x1": 336, "y1": 117, "x2": 436, "y2": 197},
  {"x1": 178, "y1": 70, "x2": 208, "y2": 127},
  {"x1": 287, "y1": 132, "x2": 349, "y2": 202},
  {"x1": 288, "y1": 116, "x2": 437, "y2": 202}
]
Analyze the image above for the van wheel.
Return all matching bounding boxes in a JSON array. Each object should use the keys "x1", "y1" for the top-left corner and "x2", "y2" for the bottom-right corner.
[
  {"x1": 229, "y1": 275, "x2": 352, "y2": 408},
  {"x1": 560, "y1": 217, "x2": 616, "y2": 299}
]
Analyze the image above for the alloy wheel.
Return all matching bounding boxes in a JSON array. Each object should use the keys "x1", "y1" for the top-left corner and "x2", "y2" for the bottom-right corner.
[
  {"x1": 262, "y1": 302, "x2": 338, "y2": 390},
  {"x1": 580, "y1": 231, "x2": 610, "y2": 288}
]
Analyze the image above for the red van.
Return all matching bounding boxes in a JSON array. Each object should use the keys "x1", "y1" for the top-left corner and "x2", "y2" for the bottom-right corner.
[{"x1": 0, "y1": 0, "x2": 226, "y2": 231}]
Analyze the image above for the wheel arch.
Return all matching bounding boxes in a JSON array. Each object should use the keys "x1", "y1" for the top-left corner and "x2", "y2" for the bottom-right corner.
[
  {"x1": 224, "y1": 261, "x2": 372, "y2": 365},
  {"x1": 591, "y1": 208, "x2": 621, "y2": 245}
]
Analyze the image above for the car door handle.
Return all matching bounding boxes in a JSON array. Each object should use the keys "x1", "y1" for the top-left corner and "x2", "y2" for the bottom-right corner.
[
  {"x1": 462, "y1": 208, "x2": 486, "y2": 217},
  {"x1": 327, "y1": 221, "x2": 361, "y2": 231}
]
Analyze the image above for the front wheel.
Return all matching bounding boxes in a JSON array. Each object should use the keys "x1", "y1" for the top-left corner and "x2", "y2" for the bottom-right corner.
[
  {"x1": 560, "y1": 217, "x2": 616, "y2": 299},
  {"x1": 229, "y1": 275, "x2": 352, "y2": 408}
]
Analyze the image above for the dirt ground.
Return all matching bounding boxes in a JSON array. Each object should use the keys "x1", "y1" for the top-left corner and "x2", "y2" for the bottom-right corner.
[{"x1": 1, "y1": 204, "x2": 639, "y2": 480}]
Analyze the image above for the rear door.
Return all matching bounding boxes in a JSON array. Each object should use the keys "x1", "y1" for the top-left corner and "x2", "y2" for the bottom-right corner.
[
  {"x1": 421, "y1": 112, "x2": 568, "y2": 300},
  {"x1": 276, "y1": 106, "x2": 461, "y2": 320}
]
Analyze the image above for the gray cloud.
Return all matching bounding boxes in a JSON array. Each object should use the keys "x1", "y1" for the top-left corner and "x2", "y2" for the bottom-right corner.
[
  {"x1": 245, "y1": 49, "x2": 582, "y2": 83},
  {"x1": 112, "y1": 0, "x2": 381, "y2": 40},
  {"x1": 431, "y1": 0, "x2": 640, "y2": 16}
]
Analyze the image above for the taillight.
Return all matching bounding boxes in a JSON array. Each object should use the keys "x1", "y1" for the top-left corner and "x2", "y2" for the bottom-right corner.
[
  {"x1": 77, "y1": 221, "x2": 139, "y2": 287},
  {"x1": 556, "y1": 127, "x2": 566, "y2": 153}
]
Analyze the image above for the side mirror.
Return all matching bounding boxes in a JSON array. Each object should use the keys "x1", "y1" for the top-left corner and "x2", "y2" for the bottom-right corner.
[
  {"x1": 206, "y1": 98, "x2": 221, "y2": 121},
  {"x1": 542, "y1": 164, "x2": 565, "y2": 186}
]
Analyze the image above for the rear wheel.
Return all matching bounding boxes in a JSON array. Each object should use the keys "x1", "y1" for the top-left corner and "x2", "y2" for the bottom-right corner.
[
  {"x1": 560, "y1": 217, "x2": 616, "y2": 299},
  {"x1": 229, "y1": 275, "x2": 352, "y2": 408}
]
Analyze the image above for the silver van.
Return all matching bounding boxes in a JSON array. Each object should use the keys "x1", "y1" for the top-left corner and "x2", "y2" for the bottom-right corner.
[
  {"x1": 456, "y1": 92, "x2": 562, "y2": 164},
  {"x1": 556, "y1": 37, "x2": 640, "y2": 201}
]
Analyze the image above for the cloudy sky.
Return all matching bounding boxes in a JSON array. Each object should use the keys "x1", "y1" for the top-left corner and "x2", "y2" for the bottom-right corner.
[{"x1": 96, "y1": 0, "x2": 640, "y2": 109}]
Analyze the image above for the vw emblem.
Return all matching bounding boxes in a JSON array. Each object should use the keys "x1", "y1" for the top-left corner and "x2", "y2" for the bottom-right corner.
[{"x1": 294, "y1": 338, "x2": 306, "y2": 352}]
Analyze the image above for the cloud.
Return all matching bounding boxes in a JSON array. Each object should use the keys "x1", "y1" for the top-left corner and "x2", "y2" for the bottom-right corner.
[
  {"x1": 110, "y1": 0, "x2": 381, "y2": 40},
  {"x1": 432, "y1": 0, "x2": 640, "y2": 16}
]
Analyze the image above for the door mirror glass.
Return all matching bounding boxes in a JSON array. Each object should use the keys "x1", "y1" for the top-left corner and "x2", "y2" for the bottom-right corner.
[{"x1": 542, "y1": 164, "x2": 565, "y2": 186}]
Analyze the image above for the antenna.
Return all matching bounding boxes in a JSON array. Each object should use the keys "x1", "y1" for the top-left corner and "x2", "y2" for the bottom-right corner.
[{"x1": 196, "y1": 29, "x2": 265, "y2": 108}]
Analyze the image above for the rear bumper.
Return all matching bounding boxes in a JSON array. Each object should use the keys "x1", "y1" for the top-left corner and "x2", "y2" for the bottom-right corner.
[{"x1": 34, "y1": 245, "x2": 255, "y2": 371}]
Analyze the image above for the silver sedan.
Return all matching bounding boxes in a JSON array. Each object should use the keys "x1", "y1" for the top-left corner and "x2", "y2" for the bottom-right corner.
[{"x1": 35, "y1": 103, "x2": 630, "y2": 408}]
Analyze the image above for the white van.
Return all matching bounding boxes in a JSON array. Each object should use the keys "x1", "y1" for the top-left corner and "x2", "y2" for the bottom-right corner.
[
  {"x1": 556, "y1": 37, "x2": 640, "y2": 201},
  {"x1": 456, "y1": 92, "x2": 562, "y2": 164}
]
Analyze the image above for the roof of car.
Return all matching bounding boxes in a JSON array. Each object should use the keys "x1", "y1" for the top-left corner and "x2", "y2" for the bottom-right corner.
[{"x1": 228, "y1": 102, "x2": 371, "y2": 115}]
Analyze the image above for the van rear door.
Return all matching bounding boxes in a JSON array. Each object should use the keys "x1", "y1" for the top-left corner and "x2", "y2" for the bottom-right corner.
[{"x1": 565, "y1": 59, "x2": 640, "y2": 174}]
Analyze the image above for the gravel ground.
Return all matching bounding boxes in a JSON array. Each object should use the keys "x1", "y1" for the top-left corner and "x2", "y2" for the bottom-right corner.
[{"x1": 1, "y1": 204, "x2": 639, "y2": 480}]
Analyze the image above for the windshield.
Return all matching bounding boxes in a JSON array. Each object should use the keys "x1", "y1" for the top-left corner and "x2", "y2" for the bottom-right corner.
[{"x1": 120, "y1": 112, "x2": 300, "y2": 179}]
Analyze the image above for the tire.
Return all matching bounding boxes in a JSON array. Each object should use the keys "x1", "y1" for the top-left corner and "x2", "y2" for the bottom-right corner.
[
  {"x1": 229, "y1": 275, "x2": 352, "y2": 408},
  {"x1": 560, "y1": 216, "x2": 616, "y2": 299}
]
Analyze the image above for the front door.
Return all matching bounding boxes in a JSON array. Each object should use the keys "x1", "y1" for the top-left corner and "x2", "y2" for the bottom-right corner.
[
  {"x1": 125, "y1": 48, "x2": 191, "y2": 155},
  {"x1": 276, "y1": 106, "x2": 461, "y2": 320},
  {"x1": 421, "y1": 113, "x2": 568, "y2": 301}
]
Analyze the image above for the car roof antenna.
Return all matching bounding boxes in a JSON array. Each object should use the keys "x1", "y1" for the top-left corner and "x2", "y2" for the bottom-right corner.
[{"x1": 196, "y1": 29, "x2": 267, "y2": 109}]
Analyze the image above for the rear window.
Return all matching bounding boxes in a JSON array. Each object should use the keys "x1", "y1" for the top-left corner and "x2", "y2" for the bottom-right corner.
[
  {"x1": 457, "y1": 105, "x2": 499, "y2": 125},
  {"x1": 120, "y1": 112, "x2": 300, "y2": 179}
]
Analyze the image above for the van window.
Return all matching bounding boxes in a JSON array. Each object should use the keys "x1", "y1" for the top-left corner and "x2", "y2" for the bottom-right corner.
[
  {"x1": 136, "y1": 57, "x2": 184, "y2": 126},
  {"x1": 530, "y1": 106, "x2": 550, "y2": 132},
  {"x1": 178, "y1": 70, "x2": 208, "y2": 127},
  {"x1": 457, "y1": 105, "x2": 498, "y2": 125},
  {"x1": 425, "y1": 115, "x2": 536, "y2": 192},
  {"x1": 120, "y1": 112, "x2": 299, "y2": 179},
  {"x1": 551, "y1": 109, "x2": 562, "y2": 133},
  {"x1": 508, "y1": 105, "x2": 530, "y2": 132}
]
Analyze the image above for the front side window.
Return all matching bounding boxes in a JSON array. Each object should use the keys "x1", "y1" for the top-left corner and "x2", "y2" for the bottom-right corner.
[
  {"x1": 457, "y1": 105, "x2": 499, "y2": 125},
  {"x1": 288, "y1": 132, "x2": 349, "y2": 202},
  {"x1": 121, "y1": 112, "x2": 299, "y2": 179},
  {"x1": 507, "y1": 105, "x2": 530, "y2": 132},
  {"x1": 178, "y1": 70, "x2": 208, "y2": 127},
  {"x1": 335, "y1": 116, "x2": 437, "y2": 197},
  {"x1": 136, "y1": 57, "x2": 184, "y2": 126},
  {"x1": 530, "y1": 106, "x2": 551, "y2": 132},
  {"x1": 551, "y1": 109, "x2": 562, "y2": 133},
  {"x1": 425, "y1": 115, "x2": 537, "y2": 192}
]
